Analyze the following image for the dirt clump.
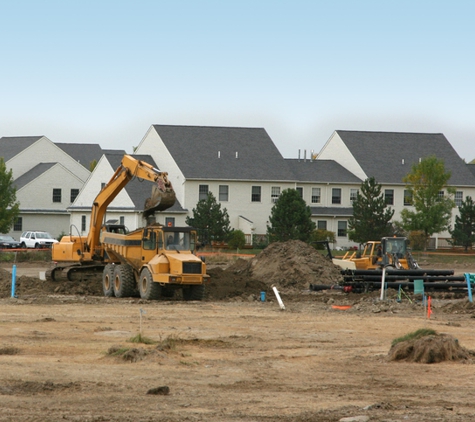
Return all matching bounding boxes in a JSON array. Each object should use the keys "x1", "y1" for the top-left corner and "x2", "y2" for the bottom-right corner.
[
  {"x1": 207, "y1": 240, "x2": 343, "y2": 300},
  {"x1": 388, "y1": 333, "x2": 475, "y2": 364}
]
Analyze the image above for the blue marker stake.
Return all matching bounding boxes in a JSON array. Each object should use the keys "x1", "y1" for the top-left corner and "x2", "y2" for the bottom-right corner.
[{"x1": 11, "y1": 264, "x2": 17, "y2": 298}]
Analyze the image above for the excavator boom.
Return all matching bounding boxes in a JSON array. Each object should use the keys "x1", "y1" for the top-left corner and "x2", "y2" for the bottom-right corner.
[{"x1": 86, "y1": 154, "x2": 175, "y2": 259}]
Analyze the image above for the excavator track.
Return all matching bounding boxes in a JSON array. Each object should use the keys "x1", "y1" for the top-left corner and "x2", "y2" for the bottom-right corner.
[{"x1": 46, "y1": 264, "x2": 105, "y2": 282}]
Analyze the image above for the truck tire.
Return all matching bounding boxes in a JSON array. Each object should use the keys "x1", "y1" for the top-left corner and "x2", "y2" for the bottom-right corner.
[
  {"x1": 113, "y1": 265, "x2": 136, "y2": 298},
  {"x1": 139, "y1": 268, "x2": 161, "y2": 300},
  {"x1": 102, "y1": 264, "x2": 115, "y2": 297},
  {"x1": 182, "y1": 284, "x2": 205, "y2": 301}
]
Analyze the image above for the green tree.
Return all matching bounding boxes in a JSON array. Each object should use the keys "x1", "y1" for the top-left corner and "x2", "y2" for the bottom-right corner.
[
  {"x1": 267, "y1": 188, "x2": 316, "y2": 243},
  {"x1": 227, "y1": 229, "x2": 246, "y2": 250},
  {"x1": 400, "y1": 156, "x2": 455, "y2": 250},
  {"x1": 449, "y1": 196, "x2": 475, "y2": 251},
  {"x1": 347, "y1": 177, "x2": 394, "y2": 244},
  {"x1": 185, "y1": 192, "x2": 231, "y2": 244},
  {"x1": 0, "y1": 157, "x2": 20, "y2": 233}
]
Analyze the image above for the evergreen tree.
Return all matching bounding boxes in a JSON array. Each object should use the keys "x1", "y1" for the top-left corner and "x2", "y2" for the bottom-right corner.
[
  {"x1": 0, "y1": 157, "x2": 20, "y2": 233},
  {"x1": 347, "y1": 177, "x2": 394, "y2": 244},
  {"x1": 449, "y1": 196, "x2": 475, "y2": 251},
  {"x1": 267, "y1": 188, "x2": 316, "y2": 243},
  {"x1": 400, "y1": 156, "x2": 455, "y2": 250},
  {"x1": 185, "y1": 192, "x2": 231, "y2": 244}
]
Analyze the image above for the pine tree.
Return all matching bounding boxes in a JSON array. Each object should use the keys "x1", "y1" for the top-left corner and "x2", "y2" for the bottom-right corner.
[
  {"x1": 185, "y1": 192, "x2": 231, "y2": 244},
  {"x1": 267, "y1": 188, "x2": 316, "y2": 243},
  {"x1": 449, "y1": 196, "x2": 475, "y2": 251},
  {"x1": 347, "y1": 177, "x2": 394, "y2": 244}
]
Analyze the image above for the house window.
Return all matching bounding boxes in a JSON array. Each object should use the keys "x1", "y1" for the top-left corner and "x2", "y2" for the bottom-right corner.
[
  {"x1": 455, "y1": 191, "x2": 463, "y2": 207},
  {"x1": 332, "y1": 188, "x2": 341, "y2": 204},
  {"x1": 296, "y1": 187, "x2": 303, "y2": 198},
  {"x1": 120, "y1": 216, "x2": 125, "y2": 225},
  {"x1": 219, "y1": 185, "x2": 229, "y2": 202},
  {"x1": 52, "y1": 188, "x2": 62, "y2": 203},
  {"x1": 165, "y1": 217, "x2": 175, "y2": 227},
  {"x1": 317, "y1": 220, "x2": 327, "y2": 230},
  {"x1": 13, "y1": 217, "x2": 22, "y2": 231},
  {"x1": 404, "y1": 190, "x2": 413, "y2": 206},
  {"x1": 251, "y1": 186, "x2": 261, "y2": 202},
  {"x1": 81, "y1": 215, "x2": 86, "y2": 232},
  {"x1": 311, "y1": 188, "x2": 321, "y2": 204},
  {"x1": 384, "y1": 189, "x2": 394, "y2": 205},
  {"x1": 271, "y1": 186, "x2": 281, "y2": 203},
  {"x1": 199, "y1": 185, "x2": 209, "y2": 201},
  {"x1": 337, "y1": 221, "x2": 347, "y2": 237},
  {"x1": 70, "y1": 188, "x2": 79, "y2": 203},
  {"x1": 350, "y1": 189, "x2": 358, "y2": 202},
  {"x1": 438, "y1": 190, "x2": 445, "y2": 199}
]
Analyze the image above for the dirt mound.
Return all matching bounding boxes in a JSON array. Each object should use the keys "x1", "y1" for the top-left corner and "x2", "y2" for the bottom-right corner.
[
  {"x1": 0, "y1": 267, "x2": 103, "y2": 298},
  {"x1": 388, "y1": 334, "x2": 475, "y2": 364},
  {"x1": 206, "y1": 240, "x2": 343, "y2": 300}
]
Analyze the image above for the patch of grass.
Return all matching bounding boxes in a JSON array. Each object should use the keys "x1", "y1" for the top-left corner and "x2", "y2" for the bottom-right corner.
[
  {"x1": 107, "y1": 345, "x2": 130, "y2": 356},
  {"x1": 0, "y1": 250, "x2": 52, "y2": 263},
  {"x1": 128, "y1": 333, "x2": 156, "y2": 345},
  {"x1": 156, "y1": 333, "x2": 181, "y2": 351},
  {"x1": 0, "y1": 347, "x2": 20, "y2": 355},
  {"x1": 391, "y1": 328, "x2": 438, "y2": 347}
]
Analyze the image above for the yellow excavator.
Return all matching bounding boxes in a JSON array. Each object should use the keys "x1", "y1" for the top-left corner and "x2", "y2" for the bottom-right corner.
[{"x1": 49, "y1": 154, "x2": 209, "y2": 300}]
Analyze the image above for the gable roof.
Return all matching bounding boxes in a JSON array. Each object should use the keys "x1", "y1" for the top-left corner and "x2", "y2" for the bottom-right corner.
[
  {"x1": 286, "y1": 159, "x2": 362, "y2": 184},
  {"x1": 55, "y1": 143, "x2": 105, "y2": 169},
  {"x1": 152, "y1": 125, "x2": 296, "y2": 181},
  {"x1": 0, "y1": 136, "x2": 43, "y2": 161},
  {"x1": 13, "y1": 163, "x2": 56, "y2": 189},
  {"x1": 335, "y1": 131, "x2": 475, "y2": 186}
]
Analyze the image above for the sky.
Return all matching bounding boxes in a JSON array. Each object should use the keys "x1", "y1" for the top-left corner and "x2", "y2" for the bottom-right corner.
[{"x1": 1, "y1": 0, "x2": 475, "y2": 161}]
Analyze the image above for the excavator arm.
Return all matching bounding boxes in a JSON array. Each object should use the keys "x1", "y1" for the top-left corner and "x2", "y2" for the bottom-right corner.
[{"x1": 86, "y1": 154, "x2": 175, "y2": 259}]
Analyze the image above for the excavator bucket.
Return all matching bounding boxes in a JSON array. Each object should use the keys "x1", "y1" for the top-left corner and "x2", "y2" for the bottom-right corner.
[{"x1": 143, "y1": 178, "x2": 176, "y2": 217}]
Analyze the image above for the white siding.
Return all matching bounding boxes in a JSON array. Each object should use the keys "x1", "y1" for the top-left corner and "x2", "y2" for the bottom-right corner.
[
  {"x1": 317, "y1": 132, "x2": 366, "y2": 180},
  {"x1": 8, "y1": 137, "x2": 90, "y2": 181}
]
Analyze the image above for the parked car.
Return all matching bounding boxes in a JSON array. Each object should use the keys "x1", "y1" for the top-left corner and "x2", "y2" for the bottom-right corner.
[
  {"x1": 20, "y1": 231, "x2": 59, "y2": 249},
  {"x1": 0, "y1": 235, "x2": 21, "y2": 249}
]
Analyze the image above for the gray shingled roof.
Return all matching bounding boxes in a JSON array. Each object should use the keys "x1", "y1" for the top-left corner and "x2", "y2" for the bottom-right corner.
[
  {"x1": 0, "y1": 136, "x2": 43, "y2": 161},
  {"x1": 310, "y1": 207, "x2": 354, "y2": 217},
  {"x1": 336, "y1": 131, "x2": 475, "y2": 186},
  {"x1": 55, "y1": 143, "x2": 105, "y2": 169},
  {"x1": 13, "y1": 163, "x2": 56, "y2": 189},
  {"x1": 286, "y1": 159, "x2": 362, "y2": 184},
  {"x1": 153, "y1": 125, "x2": 296, "y2": 181}
]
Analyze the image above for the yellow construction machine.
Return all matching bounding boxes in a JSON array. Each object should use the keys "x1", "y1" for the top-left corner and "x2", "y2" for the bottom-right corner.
[
  {"x1": 333, "y1": 237, "x2": 420, "y2": 271},
  {"x1": 49, "y1": 154, "x2": 209, "y2": 300}
]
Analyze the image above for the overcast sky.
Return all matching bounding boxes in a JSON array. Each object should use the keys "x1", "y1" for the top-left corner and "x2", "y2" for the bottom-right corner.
[{"x1": 2, "y1": 0, "x2": 474, "y2": 161}]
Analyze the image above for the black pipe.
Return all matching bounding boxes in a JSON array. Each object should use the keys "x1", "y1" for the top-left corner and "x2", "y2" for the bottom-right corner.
[
  {"x1": 342, "y1": 275, "x2": 465, "y2": 282},
  {"x1": 341, "y1": 269, "x2": 454, "y2": 276}
]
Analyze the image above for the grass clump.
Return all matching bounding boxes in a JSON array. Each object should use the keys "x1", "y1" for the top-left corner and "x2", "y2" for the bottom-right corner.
[
  {"x1": 128, "y1": 333, "x2": 156, "y2": 345},
  {"x1": 391, "y1": 328, "x2": 438, "y2": 347},
  {"x1": 107, "y1": 345, "x2": 130, "y2": 356}
]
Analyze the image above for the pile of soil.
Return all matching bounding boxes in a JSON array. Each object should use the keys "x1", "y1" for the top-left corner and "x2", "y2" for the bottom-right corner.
[
  {"x1": 388, "y1": 333, "x2": 475, "y2": 364},
  {"x1": 0, "y1": 267, "x2": 103, "y2": 298},
  {"x1": 207, "y1": 240, "x2": 344, "y2": 300}
]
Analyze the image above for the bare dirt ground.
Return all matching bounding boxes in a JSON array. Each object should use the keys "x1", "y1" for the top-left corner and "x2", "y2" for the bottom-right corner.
[{"x1": 1, "y1": 241, "x2": 475, "y2": 421}]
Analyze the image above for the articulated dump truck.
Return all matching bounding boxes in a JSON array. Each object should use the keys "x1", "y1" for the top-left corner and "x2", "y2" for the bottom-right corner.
[{"x1": 48, "y1": 154, "x2": 209, "y2": 300}]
